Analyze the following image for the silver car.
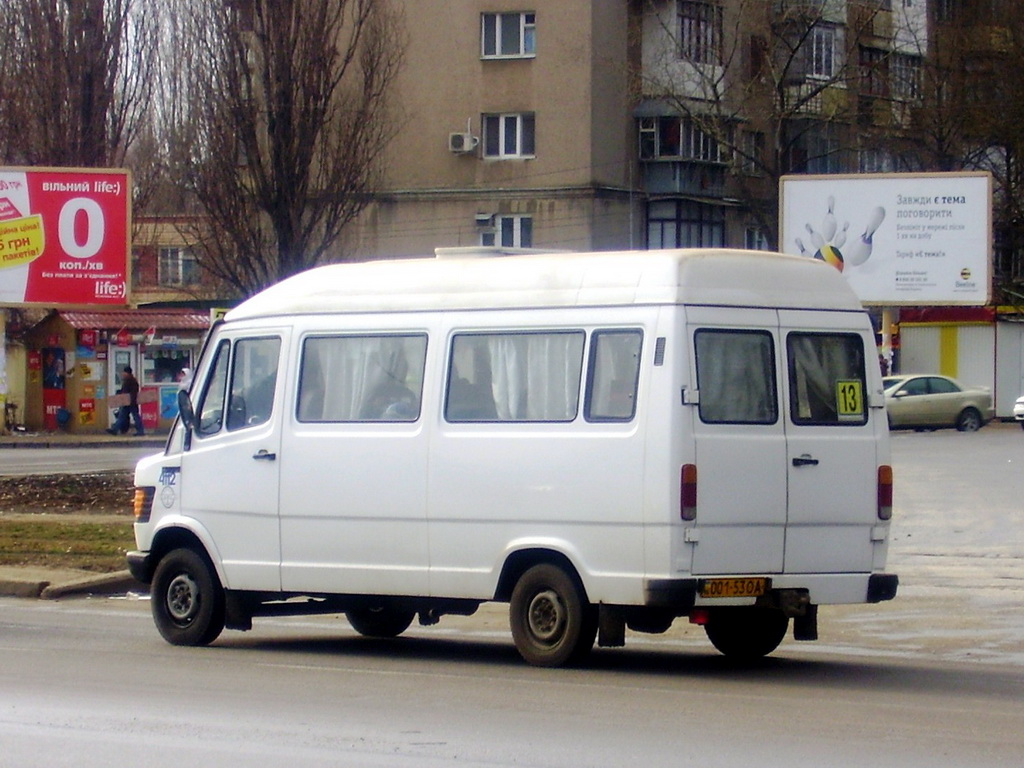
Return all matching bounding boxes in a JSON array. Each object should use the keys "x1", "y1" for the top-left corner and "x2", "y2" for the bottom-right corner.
[
  {"x1": 1013, "y1": 394, "x2": 1024, "y2": 430},
  {"x1": 882, "y1": 374, "x2": 994, "y2": 432}
]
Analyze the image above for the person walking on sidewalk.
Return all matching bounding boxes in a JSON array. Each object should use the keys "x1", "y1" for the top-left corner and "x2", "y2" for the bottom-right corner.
[{"x1": 106, "y1": 366, "x2": 145, "y2": 436}]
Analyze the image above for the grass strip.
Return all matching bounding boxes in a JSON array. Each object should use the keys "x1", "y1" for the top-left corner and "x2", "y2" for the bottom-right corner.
[{"x1": 0, "y1": 519, "x2": 134, "y2": 572}]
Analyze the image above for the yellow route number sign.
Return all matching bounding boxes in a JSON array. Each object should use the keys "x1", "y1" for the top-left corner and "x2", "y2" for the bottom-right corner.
[{"x1": 836, "y1": 379, "x2": 864, "y2": 420}]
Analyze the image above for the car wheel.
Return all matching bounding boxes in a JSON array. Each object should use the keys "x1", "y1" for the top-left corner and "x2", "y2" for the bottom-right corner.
[
  {"x1": 509, "y1": 563, "x2": 597, "y2": 667},
  {"x1": 955, "y1": 408, "x2": 982, "y2": 432},
  {"x1": 346, "y1": 605, "x2": 416, "y2": 638},
  {"x1": 704, "y1": 607, "x2": 789, "y2": 661},
  {"x1": 151, "y1": 547, "x2": 226, "y2": 646}
]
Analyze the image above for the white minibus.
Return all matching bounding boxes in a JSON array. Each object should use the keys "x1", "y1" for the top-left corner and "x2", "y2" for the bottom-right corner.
[{"x1": 128, "y1": 249, "x2": 897, "y2": 666}]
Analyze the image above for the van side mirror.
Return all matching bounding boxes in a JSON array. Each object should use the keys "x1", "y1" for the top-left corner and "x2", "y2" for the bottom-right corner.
[{"x1": 177, "y1": 389, "x2": 196, "y2": 430}]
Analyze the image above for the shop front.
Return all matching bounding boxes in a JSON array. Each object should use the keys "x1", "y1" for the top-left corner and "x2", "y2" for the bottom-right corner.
[{"x1": 23, "y1": 310, "x2": 210, "y2": 434}]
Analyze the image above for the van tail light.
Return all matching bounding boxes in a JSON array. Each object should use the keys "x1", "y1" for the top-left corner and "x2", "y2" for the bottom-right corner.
[
  {"x1": 134, "y1": 487, "x2": 155, "y2": 523},
  {"x1": 681, "y1": 464, "x2": 697, "y2": 520},
  {"x1": 877, "y1": 465, "x2": 893, "y2": 520}
]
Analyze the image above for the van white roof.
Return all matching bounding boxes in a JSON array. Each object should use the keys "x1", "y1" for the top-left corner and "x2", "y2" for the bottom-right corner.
[{"x1": 226, "y1": 249, "x2": 864, "y2": 321}]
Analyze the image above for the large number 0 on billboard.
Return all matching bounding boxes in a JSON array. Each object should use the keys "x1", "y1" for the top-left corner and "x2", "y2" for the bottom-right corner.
[{"x1": 0, "y1": 167, "x2": 131, "y2": 306}]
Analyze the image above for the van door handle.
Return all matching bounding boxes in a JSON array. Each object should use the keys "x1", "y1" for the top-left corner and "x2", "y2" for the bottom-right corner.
[
  {"x1": 253, "y1": 449, "x2": 276, "y2": 461},
  {"x1": 792, "y1": 454, "x2": 819, "y2": 467}
]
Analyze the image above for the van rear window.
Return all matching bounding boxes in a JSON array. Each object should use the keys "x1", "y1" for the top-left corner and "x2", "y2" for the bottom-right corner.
[
  {"x1": 694, "y1": 329, "x2": 778, "y2": 424},
  {"x1": 787, "y1": 333, "x2": 867, "y2": 426}
]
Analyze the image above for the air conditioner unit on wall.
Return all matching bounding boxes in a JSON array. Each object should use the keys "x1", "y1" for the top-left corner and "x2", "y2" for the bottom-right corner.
[{"x1": 449, "y1": 132, "x2": 479, "y2": 153}]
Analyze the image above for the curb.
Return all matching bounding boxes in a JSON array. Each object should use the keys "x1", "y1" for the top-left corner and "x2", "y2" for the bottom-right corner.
[{"x1": 0, "y1": 571, "x2": 146, "y2": 600}]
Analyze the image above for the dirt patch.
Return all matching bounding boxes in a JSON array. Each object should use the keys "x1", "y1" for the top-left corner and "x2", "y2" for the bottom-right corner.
[{"x1": 0, "y1": 471, "x2": 134, "y2": 515}]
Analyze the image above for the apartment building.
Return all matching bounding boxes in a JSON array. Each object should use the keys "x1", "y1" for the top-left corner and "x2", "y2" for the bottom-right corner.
[{"x1": 348, "y1": 1, "x2": 642, "y2": 258}]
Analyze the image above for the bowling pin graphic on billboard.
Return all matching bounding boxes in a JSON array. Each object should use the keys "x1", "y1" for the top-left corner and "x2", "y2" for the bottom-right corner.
[
  {"x1": 0, "y1": 167, "x2": 131, "y2": 306},
  {"x1": 780, "y1": 173, "x2": 992, "y2": 306}
]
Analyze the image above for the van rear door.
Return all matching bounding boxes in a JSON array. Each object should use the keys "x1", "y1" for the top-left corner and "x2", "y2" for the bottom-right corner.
[
  {"x1": 686, "y1": 308, "x2": 787, "y2": 575},
  {"x1": 779, "y1": 310, "x2": 883, "y2": 574}
]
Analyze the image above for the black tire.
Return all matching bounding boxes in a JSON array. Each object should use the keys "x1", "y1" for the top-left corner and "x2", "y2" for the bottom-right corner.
[
  {"x1": 955, "y1": 408, "x2": 982, "y2": 432},
  {"x1": 345, "y1": 605, "x2": 416, "y2": 638},
  {"x1": 151, "y1": 547, "x2": 225, "y2": 646},
  {"x1": 1019, "y1": 421, "x2": 1024, "y2": 431},
  {"x1": 509, "y1": 564, "x2": 597, "y2": 667},
  {"x1": 703, "y1": 607, "x2": 789, "y2": 661}
]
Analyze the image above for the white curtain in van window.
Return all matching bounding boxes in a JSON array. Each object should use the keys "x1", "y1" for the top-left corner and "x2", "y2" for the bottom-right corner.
[
  {"x1": 302, "y1": 336, "x2": 411, "y2": 421},
  {"x1": 487, "y1": 333, "x2": 583, "y2": 421}
]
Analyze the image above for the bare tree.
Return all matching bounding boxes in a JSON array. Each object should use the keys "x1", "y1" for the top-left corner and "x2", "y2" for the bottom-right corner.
[
  {"x1": 0, "y1": 0, "x2": 158, "y2": 169},
  {"x1": 167, "y1": 0, "x2": 406, "y2": 298},
  {"x1": 636, "y1": 0, "x2": 905, "y2": 247}
]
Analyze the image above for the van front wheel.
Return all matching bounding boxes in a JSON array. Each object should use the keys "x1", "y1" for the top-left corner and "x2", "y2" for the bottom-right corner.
[
  {"x1": 151, "y1": 547, "x2": 225, "y2": 646},
  {"x1": 509, "y1": 564, "x2": 597, "y2": 667},
  {"x1": 704, "y1": 607, "x2": 789, "y2": 660}
]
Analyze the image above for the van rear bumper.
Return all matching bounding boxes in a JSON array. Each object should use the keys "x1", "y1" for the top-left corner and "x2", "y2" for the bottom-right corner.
[
  {"x1": 644, "y1": 579, "x2": 698, "y2": 610},
  {"x1": 645, "y1": 573, "x2": 899, "y2": 609},
  {"x1": 866, "y1": 573, "x2": 899, "y2": 602}
]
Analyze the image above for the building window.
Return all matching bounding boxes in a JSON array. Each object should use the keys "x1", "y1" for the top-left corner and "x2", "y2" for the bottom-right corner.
[
  {"x1": 737, "y1": 130, "x2": 764, "y2": 175},
  {"x1": 481, "y1": 215, "x2": 533, "y2": 248},
  {"x1": 859, "y1": 46, "x2": 888, "y2": 97},
  {"x1": 482, "y1": 12, "x2": 535, "y2": 58},
  {"x1": 809, "y1": 25, "x2": 836, "y2": 79},
  {"x1": 891, "y1": 53, "x2": 921, "y2": 101},
  {"x1": 678, "y1": 1, "x2": 722, "y2": 65},
  {"x1": 483, "y1": 113, "x2": 535, "y2": 158},
  {"x1": 745, "y1": 227, "x2": 770, "y2": 250},
  {"x1": 638, "y1": 117, "x2": 721, "y2": 163},
  {"x1": 158, "y1": 247, "x2": 199, "y2": 287},
  {"x1": 647, "y1": 199, "x2": 724, "y2": 249},
  {"x1": 859, "y1": 148, "x2": 894, "y2": 173}
]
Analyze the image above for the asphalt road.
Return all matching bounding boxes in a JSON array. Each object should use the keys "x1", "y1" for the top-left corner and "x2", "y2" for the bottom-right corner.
[
  {"x1": 0, "y1": 445, "x2": 158, "y2": 476},
  {"x1": 1, "y1": 597, "x2": 1022, "y2": 768}
]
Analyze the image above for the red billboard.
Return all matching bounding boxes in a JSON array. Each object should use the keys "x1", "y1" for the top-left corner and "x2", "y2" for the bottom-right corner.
[{"x1": 0, "y1": 167, "x2": 131, "y2": 306}]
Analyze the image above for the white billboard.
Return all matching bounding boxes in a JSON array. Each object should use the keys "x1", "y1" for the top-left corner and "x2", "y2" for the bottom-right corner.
[{"x1": 779, "y1": 172, "x2": 992, "y2": 306}]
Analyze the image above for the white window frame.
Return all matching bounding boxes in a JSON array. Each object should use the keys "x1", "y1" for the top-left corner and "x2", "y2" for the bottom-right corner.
[
  {"x1": 809, "y1": 25, "x2": 836, "y2": 80},
  {"x1": 158, "y1": 246, "x2": 199, "y2": 287},
  {"x1": 481, "y1": 12, "x2": 536, "y2": 59},
  {"x1": 483, "y1": 113, "x2": 536, "y2": 158},
  {"x1": 481, "y1": 215, "x2": 533, "y2": 248}
]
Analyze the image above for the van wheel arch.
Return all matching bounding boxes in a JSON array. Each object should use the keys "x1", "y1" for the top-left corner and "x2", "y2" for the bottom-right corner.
[{"x1": 494, "y1": 549, "x2": 583, "y2": 603}]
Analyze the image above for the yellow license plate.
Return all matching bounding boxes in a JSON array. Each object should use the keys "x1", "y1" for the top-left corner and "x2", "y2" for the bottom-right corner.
[{"x1": 698, "y1": 577, "x2": 769, "y2": 599}]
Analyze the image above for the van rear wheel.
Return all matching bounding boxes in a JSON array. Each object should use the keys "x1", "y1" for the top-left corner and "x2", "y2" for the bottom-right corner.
[
  {"x1": 346, "y1": 605, "x2": 416, "y2": 638},
  {"x1": 509, "y1": 564, "x2": 597, "y2": 667},
  {"x1": 151, "y1": 547, "x2": 226, "y2": 646},
  {"x1": 704, "y1": 607, "x2": 789, "y2": 660}
]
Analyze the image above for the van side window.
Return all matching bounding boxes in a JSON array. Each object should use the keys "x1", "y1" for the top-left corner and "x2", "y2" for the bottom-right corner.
[
  {"x1": 446, "y1": 331, "x2": 585, "y2": 422},
  {"x1": 787, "y1": 333, "x2": 867, "y2": 426},
  {"x1": 226, "y1": 337, "x2": 282, "y2": 430},
  {"x1": 694, "y1": 329, "x2": 778, "y2": 424},
  {"x1": 585, "y1": 330, "x2": 642, "y2": 421},
  {"x1": 297, "y1": 334, "x2": 427, "y2": 422},
  {"x1": 196, "y1": 340, "x2": 230, "y2": 437}
]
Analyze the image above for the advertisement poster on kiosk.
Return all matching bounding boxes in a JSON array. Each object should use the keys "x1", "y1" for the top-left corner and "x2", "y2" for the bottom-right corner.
[{"x1": 0, "y1": 167, "x2": 131, "y2": 306}]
